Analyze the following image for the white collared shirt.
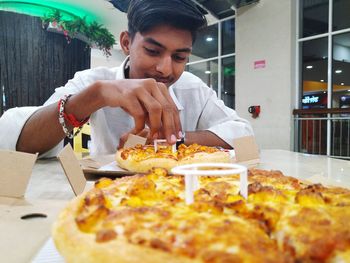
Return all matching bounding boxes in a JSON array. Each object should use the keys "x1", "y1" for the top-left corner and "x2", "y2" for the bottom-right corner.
[{"x1": 0, "y1": 57, "x2": 253, "y2": 157}]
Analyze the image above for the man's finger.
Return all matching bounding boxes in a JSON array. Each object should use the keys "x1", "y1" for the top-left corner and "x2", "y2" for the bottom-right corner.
[
  {"x1": 135, "y1": 89, "x2": 162, "y2": 138},
  {"x1": 156, "y1": 82, "x2": 182, "y2": 137},
  {"x1": 147, "y1": 83, "x2": 178, "y2": 144},
  {"x1": 118, "y1": 132, "x2": 130, "y2": 149},
  {"x1": 121, "y1": 100, "x2": 146, "y2": 134}
]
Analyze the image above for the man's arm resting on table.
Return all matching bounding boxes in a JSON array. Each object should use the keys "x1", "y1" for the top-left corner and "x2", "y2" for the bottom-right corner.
[
  {"x1": 184, "y1": 130, "x2": 232, "y2": 149},
  {"x1": 16, "y1": 83, "x2": 104, "y2": 154}
]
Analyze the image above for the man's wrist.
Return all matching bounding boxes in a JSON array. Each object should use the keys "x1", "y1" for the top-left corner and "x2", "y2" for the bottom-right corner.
[{"x1": 91, "y1": 81, "x2": 107, "y2": 109}]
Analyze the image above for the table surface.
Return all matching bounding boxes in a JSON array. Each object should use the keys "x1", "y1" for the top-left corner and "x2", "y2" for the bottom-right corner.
[{"x1": 1, "y1": 149, "x2": 349, "y2": 262}]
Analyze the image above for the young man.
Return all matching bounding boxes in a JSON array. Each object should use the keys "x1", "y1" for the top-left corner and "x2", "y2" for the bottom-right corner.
[{"x1": 0, "y1": 0, "x2": 253, "y2": 157}]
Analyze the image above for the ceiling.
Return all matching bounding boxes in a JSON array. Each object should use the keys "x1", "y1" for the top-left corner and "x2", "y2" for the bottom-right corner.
[
  {"x1": 0, "y1": 0, "x2": 258, "y2": 52},
  {"x1": 191, "y1": 0, "x2": 259, "y2": 19},
  {"x1": 109, "y1": 0, "x2": 259, "y2": 20}
]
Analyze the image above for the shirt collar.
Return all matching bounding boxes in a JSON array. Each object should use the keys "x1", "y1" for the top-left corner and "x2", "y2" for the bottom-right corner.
[
  {"x1": 116, "y1": 56, "x2": 184, "y2": 111},
  {"x1": 116, "y1": 56, "x2": 130, "y2": 80}
]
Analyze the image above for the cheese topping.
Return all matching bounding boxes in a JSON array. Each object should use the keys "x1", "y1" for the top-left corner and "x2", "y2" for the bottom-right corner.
[{"x1": 72, "y1": 168, "x2": 350, "y2": 262}]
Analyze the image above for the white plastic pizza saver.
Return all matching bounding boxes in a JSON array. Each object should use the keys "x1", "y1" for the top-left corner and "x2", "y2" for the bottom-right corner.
[
  {"x1": 171, "y1": 163, "x2": 248, "y2": 205},
  {"x1": 153, "y1": 139, "x2": 178, "y2": 153}
]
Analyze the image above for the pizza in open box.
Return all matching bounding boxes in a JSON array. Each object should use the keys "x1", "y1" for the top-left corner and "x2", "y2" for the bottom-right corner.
[{"x1": 52, "y1": 168, "x2": 350, "y2": 262}]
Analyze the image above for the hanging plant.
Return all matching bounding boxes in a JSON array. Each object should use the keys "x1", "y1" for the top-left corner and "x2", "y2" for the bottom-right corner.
[{"x1": 41, "y1": 9, "x2": 115, "y2": 57}]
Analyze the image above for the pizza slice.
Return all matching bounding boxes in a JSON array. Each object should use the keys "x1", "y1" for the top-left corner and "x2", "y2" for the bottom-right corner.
[{"x1": 116, "y1": 143, "x2": 231, "y2": 173}]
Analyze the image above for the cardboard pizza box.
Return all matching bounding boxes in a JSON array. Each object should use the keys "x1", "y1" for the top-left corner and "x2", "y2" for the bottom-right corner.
[
  {"x1": 0, "y1": 150, "x2": 38, "y2": 199},
  {"x1": 233, "y1": 136, "x2": 260, "y2": 166},
  {"x1": 0, "y1": 150, "x2": 69, "y2": 263},
  {"x1": 79, "y1": 133, "x2": 145, "y2": 177},
  {"x1": 57, "y1": 143, "x2": 132, "y2": 195},
  {"x1": 57, "y1": 144, "x2": 95, "y2": 196},
  {"x1": 0, "y1": 147, "x2": 93, "y2": 200}
]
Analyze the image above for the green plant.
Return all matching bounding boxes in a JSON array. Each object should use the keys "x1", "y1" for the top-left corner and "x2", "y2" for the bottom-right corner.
[{"x1": 42, "y1": 9, "x2": 115, "y2": 57}]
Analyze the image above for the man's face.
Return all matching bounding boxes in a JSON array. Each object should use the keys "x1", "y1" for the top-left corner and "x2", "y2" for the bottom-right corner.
[{"x1": 123, "y1": 25, "x2": 193, "y2": 87}]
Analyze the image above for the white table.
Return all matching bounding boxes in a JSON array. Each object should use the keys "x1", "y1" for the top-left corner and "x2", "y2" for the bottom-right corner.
[{"x1": 258, "y1": 150, "x2": 350, "y2": 187}]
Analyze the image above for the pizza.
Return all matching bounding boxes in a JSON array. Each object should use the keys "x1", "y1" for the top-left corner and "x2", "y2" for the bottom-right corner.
[
  {"x1": 116, "y1": 143, "x2": 231, "y2": 173},
  {"x1": 52, "y1": 168, "x2": 350, "y2": 263}
]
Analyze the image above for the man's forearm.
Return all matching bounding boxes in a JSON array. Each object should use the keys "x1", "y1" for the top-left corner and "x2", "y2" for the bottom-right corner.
[
  {"x1": 184, "y1": 130, "x2": 232, "y2": 149},
  {"x1": 16, "y1": 83, "x2": 104, "y2": 154}
]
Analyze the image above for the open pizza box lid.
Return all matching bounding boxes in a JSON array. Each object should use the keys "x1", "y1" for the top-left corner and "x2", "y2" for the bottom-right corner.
[
  {"x1": 57, "y1": 144, "x2": 93, "y2": 196},
  {"x1": 0, "y1": 148, "x2": 92, "y2": 200},
  {"x1": 0, "y1": 150, "x2": 38, "y2": 201}
]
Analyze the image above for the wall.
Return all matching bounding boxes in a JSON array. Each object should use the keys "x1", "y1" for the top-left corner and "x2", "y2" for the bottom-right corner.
[
  {"x1": 235, "y1": 0, "x2": 296, "y2": 150},
  {"x1": 0, "y1": 11, "x2": 90, "y2": 115},
  {"x1": 91, "y1": 47, "x2": 126, "y2": 68}
]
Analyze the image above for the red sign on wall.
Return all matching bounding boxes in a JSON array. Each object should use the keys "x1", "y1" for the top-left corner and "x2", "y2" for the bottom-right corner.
[{"x1": 254, "y1": 60, "x2": 266, "y2": 69}]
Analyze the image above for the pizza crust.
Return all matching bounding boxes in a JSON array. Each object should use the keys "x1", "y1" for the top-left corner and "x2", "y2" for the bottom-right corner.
[
  {"x1": 116, "y1": 150, "x2": 178, "y2": 173},
  {"x1": 52, "y1": 196, "x2": 197, "y2": 263},
  {"x1": 178, "y1": 151, "x2": 231, "y2": 166},
  {"x1": 116, "y1": 146, "x2": 231, "y2": 173}
]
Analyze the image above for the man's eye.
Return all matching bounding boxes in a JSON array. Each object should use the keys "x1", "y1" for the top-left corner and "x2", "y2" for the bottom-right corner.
[
  {"x1": 144, "y1": 47, "x2": 159, "y2": 55},
  {"x1": 173, "y1": 55, "x2": 187, "y2": 62}
]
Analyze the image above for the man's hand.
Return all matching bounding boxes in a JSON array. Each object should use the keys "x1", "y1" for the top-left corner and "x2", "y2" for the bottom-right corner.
[{"x1": 99, "y1": 78, "x2": 181, "y2": 144}]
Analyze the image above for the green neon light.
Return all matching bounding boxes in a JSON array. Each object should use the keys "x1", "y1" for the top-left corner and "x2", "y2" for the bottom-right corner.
[
  {"x1": 0, "y1": 0, "x2": 99, "y2": 22},
  {"x1": 224, "y1": 67, "x2": 235, "y2": 76}
]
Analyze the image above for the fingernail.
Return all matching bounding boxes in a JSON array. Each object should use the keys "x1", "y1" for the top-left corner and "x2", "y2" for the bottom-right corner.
[
  {"x1": 170, "y1": 134, "x2": 176, "y2": 143},
  {"x1": 178, "y1": 131, "x2": 183, "y2": 138}
]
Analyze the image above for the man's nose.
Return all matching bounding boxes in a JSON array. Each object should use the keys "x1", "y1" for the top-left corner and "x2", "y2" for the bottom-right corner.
[{"x1": 156, "y1": 56, "x2": 172, "y2": 76}]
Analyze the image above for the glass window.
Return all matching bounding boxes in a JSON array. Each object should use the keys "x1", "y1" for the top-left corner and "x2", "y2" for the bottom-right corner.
[
  {"x1": 301, "y1": 37, "x2": 328, "y2": 109},
  {"x1": 186, "y1": 60, "x2": 218, "y2": 93},
  {"x1": 332, "y1": 32, "x2": 350, "y2": 109},
  {"x1": 333, "y1": 0, "x2": 350, "y2": 31},
  {"x1": 187, "y1": 19, "x2": 235, "y2": 109},
  {"x1": 222, "y1": 56, "x2": 235, "y2": 109},
  {"x1": 190, "y1": 24, "x2": 218, "y2": 62},
  {"x1": 298, "y1": 0, "x2": 350, "y2": 158},
  {"x1": 222, "y1": 19, "x2": 235, "y2": 55},
  {"x1": 301, "y1": 0, "x2": 329, "y2": 38}
]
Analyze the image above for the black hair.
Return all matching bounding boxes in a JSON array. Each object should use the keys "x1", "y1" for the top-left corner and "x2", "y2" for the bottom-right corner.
[{"x1": 127, "y1": 0, "x2": 207, "y2": 43}]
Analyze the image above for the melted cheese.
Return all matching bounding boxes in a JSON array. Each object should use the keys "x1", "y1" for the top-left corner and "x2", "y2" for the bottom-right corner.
[{"x1": 73, "y1": 168, "x2": 350, "y2": 262}]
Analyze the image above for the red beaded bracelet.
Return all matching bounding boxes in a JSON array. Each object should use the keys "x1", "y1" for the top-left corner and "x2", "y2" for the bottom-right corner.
[{"x1": 57, "y1": 94, "x2": 89, "y2": 138}]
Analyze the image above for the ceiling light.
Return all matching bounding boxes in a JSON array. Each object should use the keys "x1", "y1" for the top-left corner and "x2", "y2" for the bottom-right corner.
[
  {"x1": 205, "y1": 70, "x2": 211, "y2": 74},
  {"x1": 224, "y1": 91, "x2": 228, "y2": 94},
  {"x1": 306, "y1": 65, "x2": 313, "y2": 69},
  {"x1": 206, "y1": 37, "x2": 213, "y2": 42},
  {"x1": 323, "y1": 91, "x2": 327, "y2": 94},
  {"x1": 322, "y1": 56, "x2": 327, "y2": 59},
  {"x1": 320, "y1": 79, "x2": 324, "y2": 82},
  {"x1": 341, "y1": 83, "x2": 344, "y2": 85},
  {"x1": 335, "y1": 69, "x2": 342, "y2": 74}
]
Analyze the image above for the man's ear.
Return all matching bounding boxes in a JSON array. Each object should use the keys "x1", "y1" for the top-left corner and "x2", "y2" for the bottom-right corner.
[{"x1": 120, "y1": 31, "x2": 131, "y2": 55}]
